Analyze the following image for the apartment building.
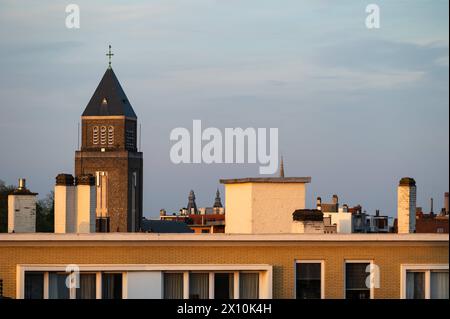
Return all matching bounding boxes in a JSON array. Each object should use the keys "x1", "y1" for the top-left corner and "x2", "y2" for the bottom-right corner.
[{"x1": 0, "y1": 233, "x2": 447, "y2": 299}]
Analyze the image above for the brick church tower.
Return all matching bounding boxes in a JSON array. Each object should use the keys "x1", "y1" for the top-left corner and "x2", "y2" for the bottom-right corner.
[{"x1": 75, "y1": 53, "x2": 143, "y2": 232}]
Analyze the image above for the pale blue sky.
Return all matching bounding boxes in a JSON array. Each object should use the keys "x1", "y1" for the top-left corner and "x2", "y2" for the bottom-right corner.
[{"x1": 0, "y1": 0, "x2": 448, "y2": 218}]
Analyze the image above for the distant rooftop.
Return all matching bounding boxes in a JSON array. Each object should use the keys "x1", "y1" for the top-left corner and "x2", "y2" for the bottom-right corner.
[
  {"x1": 141, "y1": 220, "x2": 194, "y2": 233},
  {"x1": 220, "y1": 177, "x2": 311, "y2": 184}
]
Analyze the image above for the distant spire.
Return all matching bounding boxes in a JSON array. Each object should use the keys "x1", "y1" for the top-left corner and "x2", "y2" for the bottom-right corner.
[
  {"x1": 213, "y1": 189, "x2": 223, "y2": 208},
  {"x1": 279, "y1": 156, "x2": 285, "y2": 178},
  {"x1": 187, "y1": 190, "x2": 198, "y2": 214},
  {"x1": 106, "y1": 45, "x2": 114, "y2": 69}
]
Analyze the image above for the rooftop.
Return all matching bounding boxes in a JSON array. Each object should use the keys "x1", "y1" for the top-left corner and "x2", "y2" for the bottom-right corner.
[
  {"x1": 220, "y1": 177, "x2": 311, "y2": 184},
  {"x1": 82, "y1": 68, "x2": 137, "y2": 118}
]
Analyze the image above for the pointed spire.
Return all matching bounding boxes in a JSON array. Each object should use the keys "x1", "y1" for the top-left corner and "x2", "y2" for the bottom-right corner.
[
  {"x1": 279, "y1": 156, "x2": 285, "y2": 178},
  {"x1": 214, "y1": 189, "x2": 223, "y2": 208},
  {"x1": 187, "y1": 190, "x2": 198, "y2": 214}
]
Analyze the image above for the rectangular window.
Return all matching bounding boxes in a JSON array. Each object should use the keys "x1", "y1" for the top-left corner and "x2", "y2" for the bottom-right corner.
[
  {"x1": 296, "y1": 262, "x2": 322, "y2": 299},
  {"x1": 24, "y1": 272, "x2": 44, "y2": 299},
  {"x1": 239, "y1": 273, "x2": 259, "y2": 299},
  {"x1": 76, "y1": 274, "x2": 97, "y2": 299},
  {"x1": 49, "y1": 273, "x2": 70, "y2": 299},
  {"x1": 164, "y1": 273, "x2": 184, "y2": 299},
  {"x1": 405, "y1": 269, "x2": 449, "y2": 299},
  {"x1": 189, "y1": 273, "x2": 209, "y2": 299},
  {"x1": 430, "y1": 271, "x2": 449, "y2": 299},
  {"x1": 214, "y1": 273, "x2": 234, "y2": 299},
  {"x1": 0, "y1": 279, "x2": 3, "y2": 298},
  {"x1": 345, "y1": 262, "x2": 371, "y2": 299},
  {"x1": 102, "y1": 273, "x2": 122, "y2": 299}
]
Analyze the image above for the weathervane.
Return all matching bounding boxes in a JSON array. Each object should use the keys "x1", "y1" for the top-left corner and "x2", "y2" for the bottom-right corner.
[{"x1": 106, "y1": 45, "x2": 114, "y2": 69}]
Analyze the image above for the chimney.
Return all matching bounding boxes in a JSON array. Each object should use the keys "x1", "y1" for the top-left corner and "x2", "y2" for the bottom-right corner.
[
  {"x1": 430, "y1": 198, "x2": 434, "y2": 215},
  {"x1": 8, "y1": 178, "x2": 37, "y2": 233},
  {"x1": 397, "y1": 177, "x2": 416, "y2": 234},
  {"x1": 160, "y1": 209, "x2": 166, "y2": 216},
  {"x1": 343, "y1": 204, "x2": 349, "y2": 213},
  {"x1": 316, "y1": 197, "x2": 322, "y2": 211},
  {"x1": 54, "y1": 174, "x2": 76, "y2": 233},
  {"x1": 75, "y1": 174, "x2": 96, "y2": 233},
  {"x1": 445, "y1": 192, "x2": 449, "y2": 214},
  {"x1": 332, "y1": 194, "x2": 339, "y2": 209},
  {"x1": 376, "y1": 209, "x2": 380, "y2": 217},
  {"x1": 18, "y1": 178, "x2": 26, "y2": 190}
]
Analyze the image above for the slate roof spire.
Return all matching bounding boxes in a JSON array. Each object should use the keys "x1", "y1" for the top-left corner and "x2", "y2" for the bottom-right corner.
[{"x1": 82, "y1": 50, "x2": 137, "y2": 118}]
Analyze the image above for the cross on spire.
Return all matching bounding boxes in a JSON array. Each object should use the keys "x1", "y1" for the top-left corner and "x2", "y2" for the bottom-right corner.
[{"x1": 106, "y1": 45, "x2": 114, "y2": 69}]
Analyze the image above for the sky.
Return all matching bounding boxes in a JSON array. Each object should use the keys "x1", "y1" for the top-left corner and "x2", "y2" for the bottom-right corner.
[{"x1": 0, "y1": 0, "x2": 448, "y2": 219}]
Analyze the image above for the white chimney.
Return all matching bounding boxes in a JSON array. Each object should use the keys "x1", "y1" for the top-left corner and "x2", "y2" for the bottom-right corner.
[
  {"x1": 397, "y1": 177, "x2": 416, "y2": 234},
  {"x1": 75, "y1": 175, "x2": 96, "y2": 233},
  {"x1": 54, "y1": 174, "x2": 76, "y2": 234},
  {"x1": 8, "y1": 178, "x2": 37, "y2": 233}
]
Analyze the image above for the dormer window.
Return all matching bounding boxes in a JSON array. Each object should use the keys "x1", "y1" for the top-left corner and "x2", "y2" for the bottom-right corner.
[{"x1": 101, "y1": 98, "x2": 108, "y2": 105}]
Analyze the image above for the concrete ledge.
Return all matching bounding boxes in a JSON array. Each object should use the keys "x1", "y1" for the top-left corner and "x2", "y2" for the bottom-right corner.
[{"x1": 0, "y1": 233, "x2": 447, "y2": 243}]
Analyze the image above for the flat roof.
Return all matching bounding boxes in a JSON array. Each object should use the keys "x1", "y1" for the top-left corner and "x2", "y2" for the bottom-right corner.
[
  {"x1": 220, "y1": 177, "x2": 312, "y2": 184},
  {"x1": 0, "y1": 233, "x2": 447, "y2": 243}
]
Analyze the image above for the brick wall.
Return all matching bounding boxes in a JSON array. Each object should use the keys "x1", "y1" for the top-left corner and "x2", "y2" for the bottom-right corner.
[{"x1": 0, "y1": 239, "x2": 447, "y2": 299}]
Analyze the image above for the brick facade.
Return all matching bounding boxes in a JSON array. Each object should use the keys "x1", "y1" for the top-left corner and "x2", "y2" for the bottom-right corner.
[
  {"x1": 0, "y1": 234, "x2": 447, "y2": 299},
  {"x1": 75, "y1": 116, "x2": 143, "y2": 232}
]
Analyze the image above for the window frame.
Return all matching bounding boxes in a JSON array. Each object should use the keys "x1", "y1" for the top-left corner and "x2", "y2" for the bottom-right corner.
[
  {"x1": 18, "y1": 265, "x2": 272, "y2": 299},
  {"x1": 344, "y1": 260, "x2": 375, "y2": 299},
  {"x1": 400, "y1": 264, "x2": 449, "y2": 299},
  {"x1": 294, "y1": 260, "x2": 325, "y2": 299}
]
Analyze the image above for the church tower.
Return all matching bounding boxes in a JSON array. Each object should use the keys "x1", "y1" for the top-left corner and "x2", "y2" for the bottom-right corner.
[{"x1": 75, "y1": 46, "x2": 143, "y2": 232}]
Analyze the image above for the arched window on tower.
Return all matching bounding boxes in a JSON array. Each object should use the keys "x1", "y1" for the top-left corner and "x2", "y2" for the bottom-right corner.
[
  {"x1": 108, "y1": 126, "x2": 114, "y2": 145},
  {"x1": 93, "y1": 126, "x2": 99, "y2": 145},
  {"x1": 100, "y1": 126, "x2": 107, "y2": 145}
]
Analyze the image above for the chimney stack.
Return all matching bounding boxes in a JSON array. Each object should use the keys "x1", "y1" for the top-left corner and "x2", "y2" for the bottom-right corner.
[
  {"x1": 8, "y1": 178, "x2": 37, "y2": 233},
  {"x1": 430, "y1": 198, "x2": 434, "y2": 215},
  {"x1": 332, "y1": 194, "x2": 338, "y2": 205},
  {"x1": 54, "y1": 174, "x2": 76, "y2": 233},
  {"x1": 397, "y1": 177, "x2": 416, "y2": 234},
  {"x1": 316, "y1": 197, "x2": 322, "y2": 211},
  {"x1": 445, "y1": 192, "x2": 449, "y2": 214}
]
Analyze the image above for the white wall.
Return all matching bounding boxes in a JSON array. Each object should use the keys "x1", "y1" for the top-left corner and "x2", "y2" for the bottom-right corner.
[{"x1": 8, "y1": 195, "x2": 36, "y2": 233}]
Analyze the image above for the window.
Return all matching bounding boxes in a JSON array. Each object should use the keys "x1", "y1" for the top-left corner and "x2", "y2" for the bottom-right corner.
[
  {"x1": 126, "y1": 129, "x2": 135, "y2": 149},
  {"x1": 430, "y1": 272, "x2": 449, "y2": 299},
  {"x1": 189, "y1": 273, "x2": 209, "y2": 299},
  {"x1": 0, "y1": 279, "x2": 3, "y2": 298},
  {"x1": 108, "y1": 126, "x2": 114, "y2": 145},
  {"x1": 296, "y1": 262, "x2": 323, "y2": 299},
  {"x1": 164, "y1": 273, "x2": 184, "y2": 299},
  {"x1": 24, "y1": 272, "x2": 44, "y2": 299},
  {"x1": 92, "y1": 126, "x2": 99, "y2": 145},
  {"x1": 102, "y1": 273, "x2": 122, "y2": 299},
  {"x1": 403, "y1": 266, "x2": 449, "y2": 299},
  {"x1": 406, "y1": 272, "x2": 425, "y2": 299},
  {"x1": 345, "y1": 262, "x2": 371, "y2": 299},
  {"x1": 100, "y1": 126, "x2": 107, "y2": 145},
  {"x1": 76, "y1": 274, "x2": 97, "y2": 299},
  {"x1": 49, "y1": 273, "x2": 70, "y2": 299},
  {"x1": 239, "y1": 273, "x2": 259, "y2": 299},
  {"x1": 214, "y1": 273, "x2": 234, "y2": 299}
]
